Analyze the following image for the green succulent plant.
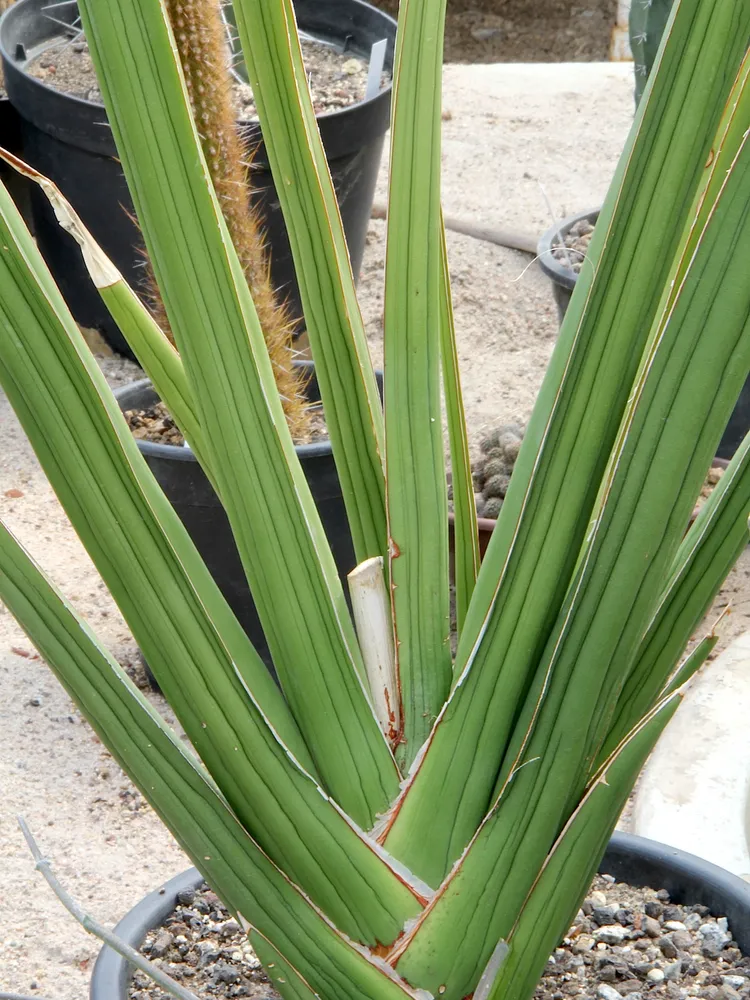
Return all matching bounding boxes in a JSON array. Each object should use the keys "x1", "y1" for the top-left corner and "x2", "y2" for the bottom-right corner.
[
  {"x1": 0, "y1": 2, "x2": 748, "y2": 1000},
  {"x1": 629, "y1": 0, "x2": 675, "y2": 104}
]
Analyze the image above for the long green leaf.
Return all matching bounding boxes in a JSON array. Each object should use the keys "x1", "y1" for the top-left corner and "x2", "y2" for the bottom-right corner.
[
  {"x1": 662, "y1": 634, "x2": 718, "y2": 697},
  {"x1": 381, "y1": 0, "x2": 750, "y2": 883},
  {"x1": 440, "y1": 216, "x2": 480, "y2": 637},
  {"x1": 0, "y1": 176, "x2": 422, "y2": 945},
  {"x1": 0, "y1": 523, "x2": 422, "y2": 1000},
  {"x1": 484, "y1": 694, "x2": 681, "y2": 1000},
  {"x1": 384, "y1": 0, "x2": 452, "y2": 767},
  {"x1": 77, "y1": 0, "x2": 401, "y2": 824},
  {"x1": 602, "y1": 429, "x2": 750, "y2": 758},
  {"x1": 0, "y1": 147, "x2": 213, "y2": 480},
  {"x1": 230, "y1": 0, "x2": 387, "y2": 567},
  {"x1": 393, "y1": 82, "x2": 750, "y2": 997}
]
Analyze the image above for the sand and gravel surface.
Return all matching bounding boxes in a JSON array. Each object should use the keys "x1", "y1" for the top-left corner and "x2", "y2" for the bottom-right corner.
[{"x1": 3, "y1": 61, "x2": 750, "y2": 999}]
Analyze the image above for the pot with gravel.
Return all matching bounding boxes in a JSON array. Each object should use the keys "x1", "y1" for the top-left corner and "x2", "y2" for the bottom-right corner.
[
  {"x1": 115, "y1": 360, "x2": 379, "y2": 673},
  {"x1": 89, "y1": 833, "x2": 750, "y2": 1000},
  {"x1": 0, "y1": 0, "x2": 396, "y2": 356},
  {"x1": 537, "y1": 207, "x2": 750, "y2": 462}
]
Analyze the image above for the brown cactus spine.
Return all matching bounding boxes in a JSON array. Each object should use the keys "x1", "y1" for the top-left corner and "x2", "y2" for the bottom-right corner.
[{"x1": 162, "y1": 0, "x2": 308, "y2": 438}]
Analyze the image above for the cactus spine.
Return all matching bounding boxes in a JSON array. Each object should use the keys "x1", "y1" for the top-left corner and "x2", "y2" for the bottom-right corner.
[
  {"x1": 163, "y1": 0, "x2": 308, "y2": 437},
  {"x1": 629, "y1": 0, "x2": 674, "y2": 105}
]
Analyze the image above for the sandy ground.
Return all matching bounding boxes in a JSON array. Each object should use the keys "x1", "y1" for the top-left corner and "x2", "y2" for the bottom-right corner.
[{"x1": 2, "y1": 61, "x2": 750, "y2": 999}]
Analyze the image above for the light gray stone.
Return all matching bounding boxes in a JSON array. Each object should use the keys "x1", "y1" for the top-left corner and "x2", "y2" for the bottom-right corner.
[
  {"x1": 597, "y1": 985, "x2": 623, "y2": 1000},
  {"x1": 595, "y1": 925, "x2": 629, "y2": 945}
]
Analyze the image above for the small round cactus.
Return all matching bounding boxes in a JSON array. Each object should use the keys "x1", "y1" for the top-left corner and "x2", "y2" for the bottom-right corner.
[
  {"x1": 472, "y1": 422, "x2": 525, "y2": 521},
  {"x1": 484, "y1": 473, "x2": 511, "y2": 500},
  {"x1": 482, "y1": 496, "x2": 504, "y2": 520}
]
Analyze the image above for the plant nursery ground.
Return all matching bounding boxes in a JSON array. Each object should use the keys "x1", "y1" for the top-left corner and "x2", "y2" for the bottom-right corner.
[{"x1": 2, "y1": 61, "x2": 749, "y2": 1000}]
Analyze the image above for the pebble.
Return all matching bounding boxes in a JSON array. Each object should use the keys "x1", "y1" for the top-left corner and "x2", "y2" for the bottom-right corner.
[
  {"x1": 660, "y1": 936, "x2": 679, "y2": 959},
  {"x1": 176, "y1": 889, "x2": 195, "y2": 906},
  {"x1": 212, "y1": 962, "x2": 240, "y2": 985},
  {"x1": 573, "y1": 935, "x2": 596, "y2": 954},
  {"x1": 699, "y1": 924, "x2": 731, "y2": 958},
  {"x1": 665, "y1": 922, "x2": 688, "y2": 932},
  {"x1": 595, "y1": 925, "x2": 629, "y2": 945},
  {"x1": 665, "y1": 961, "x2": 683, "y2": 982},
  {"x1": 149, "y1": 929, "x2": 173, "y2": 958},
  {"x1": 593, "y1": 906, "x2": 619, "y2": 926},
  {"x1": 644, "y1": 916, "x2": 663, "y2": 938},
  {"x1": 597, "y1": 986, "x2": 623, "y2": 1000},
  {"x1": 197, "y1": 941, "x2": 221, "y2": 967},
  {"x1": 673, "y1": 931, "x2": 695, "y2": 950},
  {"x1": 648, "y1": 969, "x2": 666, "y2": 984},
  {"x1": 722, "y1": 976, "x2": 746, "y2": 990}
]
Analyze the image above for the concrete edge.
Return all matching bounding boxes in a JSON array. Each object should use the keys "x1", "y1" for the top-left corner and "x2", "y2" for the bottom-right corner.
[{"x1": 632, "y1": 631, "x2": 750, "y2": 880}]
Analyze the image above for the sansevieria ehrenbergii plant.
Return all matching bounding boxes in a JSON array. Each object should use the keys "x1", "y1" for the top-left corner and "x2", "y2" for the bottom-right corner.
[{"x1": 0, "y1": 0, "x2": 748, "y2": 997}]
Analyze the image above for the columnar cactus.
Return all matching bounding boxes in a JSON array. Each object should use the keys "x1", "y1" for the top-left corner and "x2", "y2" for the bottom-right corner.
[
  {"x1": 629, "y1": 0, "x2": 675, "y2": 104},
  {"x1": 163, "y1": 0, "x2": 308, "y2": 437}
]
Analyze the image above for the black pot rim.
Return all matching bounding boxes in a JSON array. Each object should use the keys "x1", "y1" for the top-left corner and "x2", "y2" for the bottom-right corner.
[
  {"x1": 537, "y1": 207, "x2": 601, "y2": 292},
  {"x1": 113, "y1": 364, "x2": 336, "y2": 463},
  {"x1": 0, "y1": 0, "x2": 396, "y2": 147},
  {"x1": 89, "y1": 831, "x2": 750, "y2": 999}
]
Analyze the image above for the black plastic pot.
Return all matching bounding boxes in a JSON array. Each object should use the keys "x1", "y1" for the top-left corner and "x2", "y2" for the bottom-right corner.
[
  {"x1": 114, "y1": 362, "x2": 379, "y2": 671},
  {"x1": 0, "y1": 0, "x2": 396, "y2": 357},
  {"x1": 538, "y1": 208, "x2": 750, "y2": 460},
  {"x1": 0, "y1": 95, "x2": 32, "y2": 222},
  {"x1": 537, "y1": 207, "x2": 599, "y2": 324},
  {"x1": 90, "y1": 832, "x2": 750, "y2": 999}
]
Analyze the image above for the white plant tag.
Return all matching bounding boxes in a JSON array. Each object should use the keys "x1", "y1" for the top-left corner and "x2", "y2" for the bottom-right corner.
[{"x1": 365, "y1": 39, "x2": 388, "y2": 101}]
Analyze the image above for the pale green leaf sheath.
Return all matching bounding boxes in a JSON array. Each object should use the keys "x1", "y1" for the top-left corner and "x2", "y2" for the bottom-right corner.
[
  {"x1": 232, "y1": 0, "x2": 387, "y2": 567},
  {"x1": 384, "y1": 0, "x2": 452, "y2": 768},
  {"x1": 76, "y1": 0, "x2": 400, "y2": 824},
  {"x1": 382, "y1": 0, "x2": 750, "y2": 884},
  {"x1": 0, "y1": 178, "x2": 424, "y2": 945}
]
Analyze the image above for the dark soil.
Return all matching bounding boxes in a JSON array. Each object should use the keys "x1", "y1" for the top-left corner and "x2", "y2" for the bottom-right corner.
[
  {"x1": 27, "y1": 37, "x2": 388, "y2": 116},
  {"x1": 536, "y1": 873, "x2": 750, "y2": 1000},
  {"x1": 127, "y1": 875, "x2": 750, "y2": 1000},
  {"x1": 122, "y1": 402, "x2": 328, "y2": 448},
  {"x1": 695, "y1": 466, "x2": 725, "y2": 513},
  {"x1": 375, "y1": 0, "x2": 618, "y2": 64},
  {"x1": 124, "y1": 403, "x2": 185, "y2": 448}
]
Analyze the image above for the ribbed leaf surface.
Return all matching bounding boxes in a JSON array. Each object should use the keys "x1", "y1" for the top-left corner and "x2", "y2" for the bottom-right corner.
[
  {"x1": 231, "y1": 0, "x2": 387, "y2": 567},
  {"x1": 484, "y1": 696, "x2": 680, "y2": 1000},
  {"x1": 384, "y1": 0, "x2": 452, "y2": 767},
  {"x1": 0, "y1": 523, "x2": 422, "y2": 999},
  {"x1": 0, "y1": 178, "x2": 421, "y2": 946},
  {"x1": 382, "y1": 0, "x2": 750, "y2": 884},
  {"x1": 393, "y1": 83, "x2": 750, "y2": 996},
  {"x1": 76, "y1": 0, "x2": 400, "y2": 825}
]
